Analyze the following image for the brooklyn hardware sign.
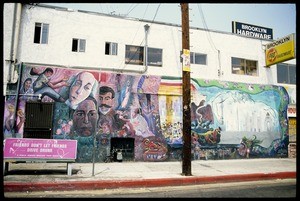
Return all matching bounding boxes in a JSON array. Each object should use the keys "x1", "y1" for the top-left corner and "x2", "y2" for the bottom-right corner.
[{"x1": 232, "y1": 21, "x2": 273, "y2": 40}]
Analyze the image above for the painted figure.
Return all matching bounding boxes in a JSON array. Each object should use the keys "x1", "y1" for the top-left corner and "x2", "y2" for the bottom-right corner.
[
  {"x1": 139, "y1": 93, "x2": 156, "y2": 134},
  {"x1": 71, "y1": 96, "x2": 98, "y2": 162},
  {"x1": 60, "y1": 71, "x2": 98, "y2": 109},
  {"x1": 98, "y1": 86, "x2": 125, "y2": 133},
  {"x1": 117, "y1": 78, "x2": 133, "y2": 110},
  {"x1": 72, "y1": 96, "x2": 98, "y2": 137},
  {"x1": 31, "y1": 67, "x2": 68, "y2": 101},
  {"x1": 119, "y1": 106, "x2": 155, "y2": 138},
  {"x1": 3, "y1": 103, "x2": 24, "y2": 137},
  {"x1": 19, "y1": 77, "x2": 34, "y2": 100}
]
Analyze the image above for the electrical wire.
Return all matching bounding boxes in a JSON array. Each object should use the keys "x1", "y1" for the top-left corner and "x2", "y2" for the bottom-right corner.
[
  {"x1": 126, "y1": 4, "x2": 139, "y2": 17},
  {"x1": 197, "y1": 4, "x2": 222, "y2": 76},
  {"x1": 119, "y1": 4, "x2": 161, "y2": 72},
  {"x1": 197, "y1": 4, "x2": 218, "y2": 52}
]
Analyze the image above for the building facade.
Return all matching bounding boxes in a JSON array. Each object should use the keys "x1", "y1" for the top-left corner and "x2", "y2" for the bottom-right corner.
[{"x1": 3, "y1": 3, "x2": 296, "y2": 162}]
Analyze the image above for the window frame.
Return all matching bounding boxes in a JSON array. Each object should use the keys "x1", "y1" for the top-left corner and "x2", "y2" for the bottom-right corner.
[
  {"x1": 105, "y1": 42, "x2": 118, "y2": 55},
  {"x1": 277, "y1": 63, "x2": 296, "y2": 84},
  {"x1": 125, "y1": 45, "x2": 163, "y2": 67},
  {"x1": 191, "y1": 52, "x2": 207, "y2": 65},
  {"x1": 34, "y1": 22, "x2": 49, "y2": 44},
  {"x1": 231, "y1": 57, "x2": 258, "y2": 76},
  {"x1": 180, "y1": 51, "x2": 207, "y2": 65},
  {"x1": 147, "y1": 47, "x2": 163, "y2": 67},
  {"x1": 125, "y1": 45, "x2": 144, "y2": 65},
  {"x1": 72, "y1": 38, "x2": 86, "y2": 52}
]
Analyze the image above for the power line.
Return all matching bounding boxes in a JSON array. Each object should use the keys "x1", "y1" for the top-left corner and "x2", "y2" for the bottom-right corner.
[
  {"x1": 197, "y1": 4, "x2": 218, "y2": 52},
  {"x1": 119, "y1": 4, "x2": 161, "y2": 72},
  {"x1": 196, "y1": 4, "x2": 222, "y2": 76},
  {"x1": 126, "y1": 4, "x2": 139, "y2": 17}
]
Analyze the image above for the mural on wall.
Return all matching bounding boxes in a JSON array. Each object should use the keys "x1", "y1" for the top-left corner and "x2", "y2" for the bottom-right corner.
[
  {"x1": 158, "y1": 77, "x2": 289, "y2": 160},
  {"x1": 3, "y1": 64, "x2": 289, "y2": 162}
]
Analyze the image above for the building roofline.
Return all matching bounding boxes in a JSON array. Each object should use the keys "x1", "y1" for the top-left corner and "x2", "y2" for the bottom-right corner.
[{"x1": 32, "y1": 3, "x2": 273, "y2": 42}]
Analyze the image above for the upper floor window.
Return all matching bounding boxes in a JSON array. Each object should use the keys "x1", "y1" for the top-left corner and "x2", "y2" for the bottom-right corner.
[
  {"x1": 180, "y1": 51, "x2": 207, "y2": 65},
  {"x1": 231, "y1": 57, "x2": 258, "y2": 76},
  {"x1": 277, "y1": 63, "x2": 296, "y2": 84},
  {"x1": 34, "y1": 23, "x2": 49, "y2": 44},
  {"x1": 192, "y1": 52, "x2": 206, "y2": 65},
  {"x1": 125, "y1": 45, "x2": 163, "y2": 66},
  {"x1": 105, "y1": 42, "x2": 118, "y2": 55},
  {"x1": 147, "y1": 47, "x2": 162, "y2": 67},
  {"x1": 72, "y1": 38, "x2": 86, "y2": 52},
  {"x1": 125, "y1": 45, "x2": 144, "y2": 65}
]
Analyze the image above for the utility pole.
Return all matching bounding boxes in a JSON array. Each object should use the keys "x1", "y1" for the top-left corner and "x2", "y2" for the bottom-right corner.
[{"x1": 181, "y1": 3, "x2": 192, "y2": 176}]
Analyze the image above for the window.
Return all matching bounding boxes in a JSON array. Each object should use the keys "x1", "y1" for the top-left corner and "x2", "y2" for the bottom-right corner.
[
  {"x1": 231, "y1": 57, "x2": 258, "y2": 76},
  {"x1": 180, "y1": 51, "x2": 207, "y2": 65},
  {"x1": 72, "y1": 38, "x2": 86, "y2": 52},
  {"x1": 147, "y1": 48, "x2": 162, "y2": 67},
  {"x1": 105, "y1": 42, "x2": 118, "y2": 55},
  {"x1": 125, "y1": 45, "x2": 163, "y2": 66},
  {"x1": 125, "y1": 45, "x2": 144, "y2": 65},
  {"x1": 277, "y1": 63, "x2": 296, "y2": 84},
  {"x1": 34, "y1": 23, "x2": 49, "y2": 44},
  {"x1": 192, "y1": 53, "x2": 206, "y2": 65}
]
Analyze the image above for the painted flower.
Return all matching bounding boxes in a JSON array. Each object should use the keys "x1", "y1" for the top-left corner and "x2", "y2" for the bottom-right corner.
[{"x1": 56, "y1": 129, "x2": 62, "y2": 135}]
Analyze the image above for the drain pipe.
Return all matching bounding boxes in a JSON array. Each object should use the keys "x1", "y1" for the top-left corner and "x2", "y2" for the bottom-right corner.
[
  {"x1": 8, "y1": 3, "x2": 17, "y2": 83},
  {"x1": 8, "y1": 3, "x2": 22, "y2": 83},
  {"x1": 144, "y1": 24, "x2": 150, "y2": 71}
]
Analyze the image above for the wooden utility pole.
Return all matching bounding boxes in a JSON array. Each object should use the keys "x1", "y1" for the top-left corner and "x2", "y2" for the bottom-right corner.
[{"x1": 181, "y1": 3, "x2": 192, "y2": 176}]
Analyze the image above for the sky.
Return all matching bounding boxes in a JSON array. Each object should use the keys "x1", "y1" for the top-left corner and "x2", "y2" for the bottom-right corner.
[{"x1": 44, "y1": 3, "x2": 296, "y2": 40}]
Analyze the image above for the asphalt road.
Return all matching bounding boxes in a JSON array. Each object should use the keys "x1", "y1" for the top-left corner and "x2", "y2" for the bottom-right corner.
[{"x1": 4, "y1": 178, "x2": 296, "y2": 198}]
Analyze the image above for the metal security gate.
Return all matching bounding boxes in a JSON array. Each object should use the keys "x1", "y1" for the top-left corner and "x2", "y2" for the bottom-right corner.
[{"x1": 23, "y1": 102, "x2": 54, "y2": 139}]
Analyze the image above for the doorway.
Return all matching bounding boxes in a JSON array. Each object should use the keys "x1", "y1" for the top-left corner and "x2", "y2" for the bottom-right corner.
[{"x1": 110, "y1": 137, "x2": 135, "y2": 161}]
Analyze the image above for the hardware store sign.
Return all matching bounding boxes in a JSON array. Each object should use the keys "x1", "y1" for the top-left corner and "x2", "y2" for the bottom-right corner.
[
  {"x1": 265, "y1": 33, "x2": 295, "y2": 67},
  {"x1": 232, "y1": 21, "x2": 273, "y2": 40}
]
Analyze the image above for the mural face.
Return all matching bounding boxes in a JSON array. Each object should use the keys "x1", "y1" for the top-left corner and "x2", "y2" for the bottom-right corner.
[
  {"x1": 72, "y1": 97, "x2": 98, "y2": 137},
  {"x1": 3, "y1": 65, "x2": 289, "y2": 162},
  {"x1": 68, "y1": 72, "x2": 97, "y2": 109}
]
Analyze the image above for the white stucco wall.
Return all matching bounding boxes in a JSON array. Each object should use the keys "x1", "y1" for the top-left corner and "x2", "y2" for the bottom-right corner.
[
  {"x1": 4, "y1": 3, "x2": 296, "y2": 101},
  {"x1": 3, "y1": 3, "x2": 22, "y2": 95}
]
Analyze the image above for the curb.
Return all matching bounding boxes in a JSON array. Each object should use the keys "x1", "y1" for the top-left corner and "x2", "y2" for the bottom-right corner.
[{"x1": 4, "y1": 171, "x2": 296, "y2": 192}]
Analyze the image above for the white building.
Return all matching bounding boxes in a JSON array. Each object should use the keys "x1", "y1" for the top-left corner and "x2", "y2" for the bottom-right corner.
[
  {"x1": 3, "y1": 3, "x2": 296, "y2": 160},
  {"x1": 4, "y1": 3, "x2": 296, "y2": 97}
]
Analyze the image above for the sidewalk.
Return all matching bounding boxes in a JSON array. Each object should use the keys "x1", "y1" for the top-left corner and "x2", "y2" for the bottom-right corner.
[{"x1": 3, "y1": 158, "x2": 296, "y2": 192}]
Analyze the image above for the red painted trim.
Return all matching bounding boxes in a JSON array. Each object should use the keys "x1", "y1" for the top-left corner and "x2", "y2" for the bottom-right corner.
[{"x1": 4, "y1": 171, "x2": 296, "y2": 192}]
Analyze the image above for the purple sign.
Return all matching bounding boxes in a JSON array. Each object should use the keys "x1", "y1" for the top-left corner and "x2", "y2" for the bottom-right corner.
[{"x1": 4, "y1": 138, "x2": 77, "y2": 160}]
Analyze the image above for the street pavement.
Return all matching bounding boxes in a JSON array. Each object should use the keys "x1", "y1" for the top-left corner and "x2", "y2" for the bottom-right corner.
[{"x1": 3, "y1": 158, "x2": 296, "y2": 192}]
